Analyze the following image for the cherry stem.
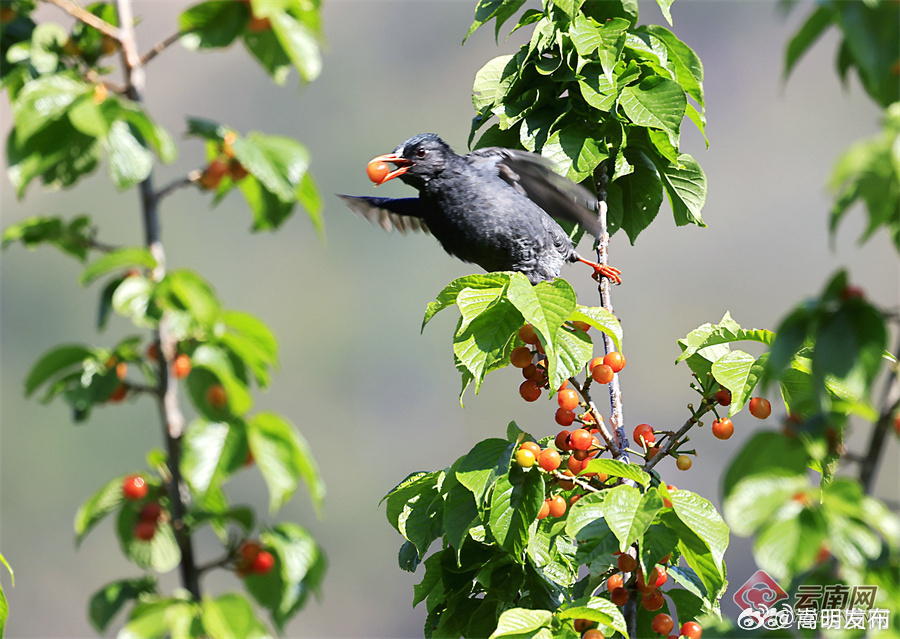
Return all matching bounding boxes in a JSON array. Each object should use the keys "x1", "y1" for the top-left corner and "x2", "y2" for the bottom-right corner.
[
  {"x1": 46, "y1": 0, "x2": 120, "y2": 39},
  {"x1": 858, "y1": 337, "x2": 900, "y2": 493}
]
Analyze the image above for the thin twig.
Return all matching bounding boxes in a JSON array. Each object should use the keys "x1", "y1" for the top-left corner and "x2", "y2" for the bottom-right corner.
[
  {"x1": 642, "y1": 401, "x2": 713, "y2": 473},
  {"x1": 154, "y1": 171, "x2": 201, "y2": 204},
  {"x1": 140, "y1": 30, "x2": 183, "y2": 67},
  {"x1": 858, "y1": 339, "x2": 900, "y2": 493},
  {"x1": 569, "y1": 376, "x2": 620, "y2": 456},
  {"x1": 44, "y1": 0, "x2": 120, "y2": 39}
]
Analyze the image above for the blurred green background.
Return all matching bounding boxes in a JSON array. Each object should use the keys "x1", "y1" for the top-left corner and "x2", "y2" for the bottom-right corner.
[{"x1": 1, "y1": 1, "x2": 897, "y2": 636}]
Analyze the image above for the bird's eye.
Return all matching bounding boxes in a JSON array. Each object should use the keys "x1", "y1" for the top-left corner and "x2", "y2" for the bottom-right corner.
[{"x1": 416, "y1": 148, "x2": 427, "y2": 158}]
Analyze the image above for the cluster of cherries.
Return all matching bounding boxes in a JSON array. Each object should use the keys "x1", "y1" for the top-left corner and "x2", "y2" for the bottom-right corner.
[
  {"x1": 121, "y1": 474, "x2": 165, "y2": 542},
  {"x1": 198, "y1": 132, "x2": 250, "y2": 191},
  {"x1": 234, "y1": 540, "x2": 276, "y2": 578},
  {"x1": 569, "y1": 551, "x2": 704, "y2": 638},
  {"x1": 107, "y1": 344, "x2": 228, "y2": 410}
]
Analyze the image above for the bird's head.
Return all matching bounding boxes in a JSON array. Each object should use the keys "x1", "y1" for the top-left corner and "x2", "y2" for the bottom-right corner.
[{"x1": 367, "y1": 133, "x2": 453, "y2": 188}]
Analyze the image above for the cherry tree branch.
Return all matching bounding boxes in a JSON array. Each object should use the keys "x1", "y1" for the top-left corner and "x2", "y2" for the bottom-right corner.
[
  {"x1": 140, "y1": 30, "x2": 183, "y2": 66},
  {"x1": 594, "y1": 164, "x2": 629, "y2": 463},
  {"x1": 114, "y1": 0, "x2": 200, "y2": 601},
  {"x1": 45, "y1": 0, "x2": 120, "y2": 39}
]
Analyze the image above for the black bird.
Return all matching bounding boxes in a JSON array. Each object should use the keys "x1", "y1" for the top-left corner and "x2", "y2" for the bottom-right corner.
[{"x1": 338, "y1": 134, "x2": 621, "y2": 285}]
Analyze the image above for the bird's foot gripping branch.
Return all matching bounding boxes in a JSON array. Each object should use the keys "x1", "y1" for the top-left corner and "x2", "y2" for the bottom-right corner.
[{"x1": 382, "y1": 272, "x2": 730, "y2": 639}]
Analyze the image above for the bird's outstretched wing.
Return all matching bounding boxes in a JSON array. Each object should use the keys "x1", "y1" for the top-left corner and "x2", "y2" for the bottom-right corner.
[
  {"x1": 467, "y1": 147, "x2": 603, "y2": 238},
  {"x1": 337, "y1": 195, "x2": 430, "y2": 235}
]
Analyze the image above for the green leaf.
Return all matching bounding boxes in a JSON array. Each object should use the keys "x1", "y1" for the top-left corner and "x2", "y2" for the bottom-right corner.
[
  {"x1": 243, "y1": 25, "x2": 292, "y2": 85},
  {"x1": 565, "y1": 491, "x2": 608, "y2": 538},
  {"x1": 201, "y1": 593, "x2": 269, "y2": 639},
  {"x1": 783, "y1": 4, "x2": 834, "y2": 80},
  {"x1": 472, "y1": 54, "x2": 516, "y2": 114},
  {"x1": 644, "y1": 25, "x2": 704, "y2": 106},
  {"x1": 88, "y1": 577, "x2": 157, "y2": 633},
  {"x1": 557, "y1": 597, "x2": 628, "y2": 636},
  {"x1": 106, "y1": 119, "x2": 154, "y2": 189},
  {"x1": 74, "y1": 475, "x2": 127, "y2": 546},
  {"x1": 453, "y1": 292, "x2": 522, "y2": 394},
  {"x1": 186, "y1": 345, "x2": 253, "y2": 417},
  {"x1": 156, "y1": 269, "x2": 222, "y2": 330},
  {"x1": 619, "y1": 76, "x2": 686, "y2": 141},
  {"x1": 180, "y1": 1, "x2": 247, "y2": 50},
  {"x1": 267, "y1": 9, "x2": 321, "y2": 83},
  {"x1": 489, "y1": 608, "x2": 553, "y2": 638},
  {"x1": 755, "y1": 508, "x2": 827, "y2": 582},
  {"x1": 423, "y1": 273, "x2": 511, "y2": 330},
  {"x1": 489, "y1": 467, "x2": 544, "y2": 557},
  {"x1": 464, "y1": 0, "x2": 528, "y2": 43},
  {"x1": 116, "y1": 100, "x2": 177, "y2": 164},
  {"x1": 670, "y1": 490, "x2": 729, "y2": 570},
  {"x1": 1, "y1": 214, "x2": 92, "y2": 261},
  {"x1": 119, "y1": 597, "x2": 196, "y2": 639},
  {"x1": 654, "y1": 0, "x2": 674, "y2": 25},
  {"x1": 79, "y1": 247, "x2": 156, "y2": 286},
  {"x1": 580, "y1": 459, "x2": 650, "y2": 487},
  {"x1": 711, "y1": 350, "x2": 766, "y2": 417},
  {"x1": 661, "y1": 510, "x2": 725, "y2": 601},
  {"x1": 25, "y1": 344, "x2": 95, "y2": 397},
  {"x1": 677, "y1": 312, "x2": 775, "y2": 362},
  {"x1": 247, "y1": 412, "x2": 324, "y2": 514},
  {"x1": 12, "y1": 73, "x2": 90, "y2": 141},
  {"x1": 568, "y1": 306, "x2": 623, "y2": 352},
  {"x1": 607, "y1": 151, "x2": 664, "y2": 244},
  {"x1": 116, "y1": 506, "x2": 181, "y2": 573},
  {"x1": 455, "y1": 438, "x2": 515, "y2": 507},
  {"x1": 246, "y1": 523, "x2": 326, "y2": 631},
  {"x1": 659, "y1": 153, "x2": 707, "y2": 228},
  {"x1": 232, "y1": 133, "x2": 310, "y2": 203},
  {"x1": 601, "y1": 484, "x2": 644, "y2": 551},
  {"x1": 181, "y1": 418, "x2": 247, "y2": 508}
]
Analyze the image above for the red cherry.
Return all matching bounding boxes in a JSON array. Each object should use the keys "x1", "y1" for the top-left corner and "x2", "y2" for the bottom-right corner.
[
  {"x1": 251, "y1": 550, "x2": 275, "y2": 575},
  {"x1": 592, "y1": 364, "x2": 614, "y2": 384},
  {"x1": 537, "y1": 500, "x2": 550, "y2": 520},
  {"x1": 641, "y1": 589, "x2": 664, "y2": 611},
  {"x1": 518, "y1": 324, "x2": 539, "y2": 345},
  {"x1": 681, "y1": 622, "x2": 703, "y2": 639},
  {"x1": 555, "y1": 430, "x2": 572, "y2": 451},
  {"x1": 617, "y1": 554, "x2": 636, "y2": 573},
  {"x1": 547, "y1": 494, "x2": 567, "y2": 518},
  {"x1": 520, "y1": 441, "x2": 541, "y2": 456},
  {"x1": 558, "y1": 388, "x2": 579, "y2": 411},
  {"x1": 633, "y1": 423, "x2": 655, "y2": 446},
  {"x1": 607, "y1": 573, "x2": 624, "y2": 591},
  {"x1": 108, "y1": 383, "x2": 128, "y2": 403},
  {"x1": 588, "y1": 356, "x2": 604, "y2": 371},
  {"x1": 366, "y1": 160, "x2": 390, "y2": 184},
  {"x1": 133, "y1": 520, "x2": 156, "y2": 541},
  {"x1": 199, "y1": 159, "x2": 229, "y2": 190},
  {"x1": 555, "y1": 408, "x2": 576, "y2": 426},
  {"x1": 139, "y1": 502, "x2": 162, "y2": 522},
  {"x1": 715, "y1": 388, "x2": 732, "y2": 406},
  {"x1": 572, "y1": 321, "x2": 591, "y2": 332},
  {"x1": 122, "y1": 475, "x2": 148, "y2": 501},
  {"x1": 610, "y1": 587, "x2": 629, "y2": 606},
  {"x1": 519, "y1": 379, "x2": 541, "y2": 402},
  {"x1": 582, "y1": 629, "x2": 604, "y2": 639},
  {"x1": 603, "y1": 351, "x2": 625, "y2": 373},
  {"x1": 651, "y1": 613, "x2": 674, "y2": 636},
  {"x1": 573, "y1": 619, "x2": 595, "y2": 633},
  {"x1": 840, "y1": 285, "x2": 865, "y2": 300},
  {"x1": 206, "y1": 384, "x2": 227, "y2": 409},
  {"x1": 510, "y1": 346, "x2": 533, "y2": 368},
  {"x1": 538, "y1": 448, "x2": 562, "y2": 472},
  {"x1": 712, "y1": 418, "x2": 734, "y2": 440},
  {"x1": 569, "y1": 428, "x2": 592, "y2": 451},
  {"x1": 749, "y1": 397, "x2": 772, "y2": 419},
  {"x1": 172, "y1": 353, "x2": 191, "y2": 379}
]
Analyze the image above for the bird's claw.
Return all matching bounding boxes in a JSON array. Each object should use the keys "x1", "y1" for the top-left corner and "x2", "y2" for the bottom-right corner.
[{"x1": 590, "y1": 264, "x2": 622, "y2": 285}]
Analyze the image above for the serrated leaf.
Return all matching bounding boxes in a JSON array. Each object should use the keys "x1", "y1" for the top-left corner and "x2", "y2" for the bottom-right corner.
[
  {"x1": 711, "y1": 350, "x2": 766, "y2": 417},
  {"x1": 557, "y1": 597, "x2": 628, "y2": 636},
  {"x1": 565, "y1": 491, "x2": 607, "y2": 537},
  {"x1": 489, "y1": 608, "x2": 553, "y2": 638},
  {"x1": 79, "y1": 248, "x2": 156, "y2": 286},
  {"x1": 423, "y1": 273, "x2": 512, "y2": 330},
  {"x1": 619, "y1": 76, "x2": 686, "y2": 139},
  {"x1": 106, "y1": 120, "x2": 154, "y2": 189},
  {"x1": 88, "y1": 577, "x2": 157, "y2": 633},
  {"x1": 453, "y1": 295, "x2": 522, "y2": 394},
  {"x1": 247, "y1": 412, "x2": 324, "y2": 514},
  {"x1": 670, "y1": 490, "x2": 729, "y2": 568},
  {"x1": 13, "y1": 73, "x2": 91, "y2": 141},
  {"x1": 75, "y1": 475, "x2": 126, "y2": 545},
  {"x1": 489, "y1": 468, "x2": 544, "y2": 557},
  {"x1": 232, "y1": 133, "x2": 310, "y2": 202},
  {"x1": 580, "y1": 459, "x2": 649, "y2": 487},
  {"x1": 568, "y1": 306, "x2": 622, "y2": 352},
  {"x1": 601, "y1": 484, "x2": 643, "y2": 551},
  {"x1": 268, "y1": 10, "x2": 321, "y2": 83},
  {"x1": 455, "y1": 438, "x2": 514, "y2": 507},
  {"x1": 201, "y1": 593, "x2": 269, "y2": 639},
  {"x1": 659, "y1": 153, "x2": 707, "y2": 228},
  {"x1": 116, "y1": 507, "x2": 181, "y2": 573},
  {"x1": 25, "y1": 344, "x2": 95, "y2": 397},
  {"x1": 784, "y1": 5, "x2": 834, "y2": 81}
]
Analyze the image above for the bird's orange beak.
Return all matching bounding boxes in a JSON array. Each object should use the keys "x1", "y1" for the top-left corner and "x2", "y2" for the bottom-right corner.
[{"x1": 369, "y1": 153, "x2": 412, "y2": 185}]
